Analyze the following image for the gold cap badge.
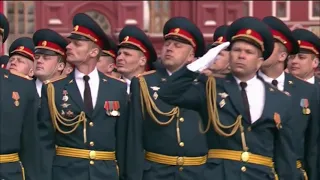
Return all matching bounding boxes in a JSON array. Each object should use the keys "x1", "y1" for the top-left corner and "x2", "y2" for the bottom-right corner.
[{"x1": 42, "y1": 41, "x2": 47, "y2": 46}]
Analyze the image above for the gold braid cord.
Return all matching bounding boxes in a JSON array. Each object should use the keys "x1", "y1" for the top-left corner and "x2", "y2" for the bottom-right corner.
[
  {"x1": 138, "y1": 76, "x2": 180, "y2": 125},
  {"x1": 206, "y1": 77, "x2": 242, "y2": 137},
  {"x1": 47, "y1": 83, "x2": 88, "y2": 143}
]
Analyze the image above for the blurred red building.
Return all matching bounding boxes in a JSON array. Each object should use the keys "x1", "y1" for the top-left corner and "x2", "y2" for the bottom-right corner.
[{"x1": 2, "y1": 1, "x2": 320, "y2": 54}]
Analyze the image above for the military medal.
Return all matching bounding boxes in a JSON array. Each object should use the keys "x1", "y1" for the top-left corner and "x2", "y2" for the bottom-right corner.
[
  {"x1": 104, "y1": 101, "x2": 110, "y2": 115},
  {"x1": 61, "y1": 110, "x2": 65, "y2": 116},
  {"x1": 300, "y1": 99, "x2": 310, "y2": 115},
  {"x1": 12, "y1": 91, "x2": 20, "y2": 107},
  {"x1": 110, "y1": 101, "x2": 120, "y2": 116},
  {"x1": 62, "y1": 90, "x2": 69, "y2": 102},
  {"x1": 274, "y1": 112, "x2": 282, "y2": 129}
]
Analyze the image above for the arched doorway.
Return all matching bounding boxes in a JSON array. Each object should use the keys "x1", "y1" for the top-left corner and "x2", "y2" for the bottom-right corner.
[{"x1": 84, "y1": 11, "x2": 112, "y2": 36}]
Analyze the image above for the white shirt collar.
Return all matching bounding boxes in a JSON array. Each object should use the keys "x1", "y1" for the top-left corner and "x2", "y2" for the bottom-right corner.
[
  {"x1": 35, "y1": 78, "x2": 43, "y2": 97},
  {"x1": 166, "y1": 69, "x2": 172, "y2": 76},
  {"x1": 74, "y1": 67, "x2": 99, "y2": 81},
  {"x1": 306, "y1": 76, "x2": 315, "y2": 84},
  {"x1": 233, "y1": 75, "x2": 258, "y2": 88},
  {"x1": 258, "y1": 70, "x2": 285, "y2": 85}
]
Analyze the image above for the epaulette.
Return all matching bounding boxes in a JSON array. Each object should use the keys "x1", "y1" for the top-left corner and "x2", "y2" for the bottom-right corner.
[
  {"x1": 10, "y1": 71, "x2": 33, "y2": 80},
  {"x1": 44, "y1": 75, "x2": 67, "y2": 85},
  {"x1": 137, "y1": 70, "x2": 156, "y2": 77},
  {"x1": 104, "y1": 74, "x2": 126, "y2": 83}
]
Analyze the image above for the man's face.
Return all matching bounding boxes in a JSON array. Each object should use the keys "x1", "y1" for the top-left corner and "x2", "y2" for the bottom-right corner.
[
  {"x1": 229, "y1": 41, "x2": 263, "y2": 77},
  {"x1": 97, "y1": 55, "x2": 115, "y2": 75},
  {"x1": 160, "y1": 39, "x2": 194, "y2": 71},
  {"x1": 66, "y1": 39, "x2": 93, "y2": 64},
  {"x1": 201, "y1": 50, "x2": 230, "y2": 76},
  {"x1": 262, "y1": 42, "x2": 287, "y2": 68},
  {"x1": 34, "y1": 54, "x2": 64, "y2": 80},
  {"x1": 116, "y1": 48, "x2": 145, "y2": 75},
  {"x1": 7, "y1": 54, "x2": 34, "y2": 76},
  {"x1": 287, "y1": 53, "x2": 318, "y2": 79}
]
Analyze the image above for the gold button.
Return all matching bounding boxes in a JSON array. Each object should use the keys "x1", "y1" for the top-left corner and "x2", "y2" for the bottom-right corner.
[
  {"x1": 90, "y1": 141, "x2": 94, "y2": 146},
  {"x1": 89, "y1": 150, "x2": 96, "y2": 159},
  {"x1": 179, "y1": 142, "x2": 184, "y2": 147},
  {"x1": 247, "y1": 127, "x2": 251, "y2": 131},
  {"x1": 90, "y1": 160, "x2": 94, "y2": 165},
  {"x1": 179, "y1": 117, "x2": 184, "y2": 122},
  {"x1": 241, "y1": 166, "x2": 246, "y2": 172},
  {"x1": 89, "y1": 122, "x2": 94, "y2": 127},
  {"x1": 179, "y1": 167, "x2": 183, "y2": 171}
]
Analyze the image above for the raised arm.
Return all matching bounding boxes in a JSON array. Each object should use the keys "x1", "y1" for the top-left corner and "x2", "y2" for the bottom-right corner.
[{"x1": 158, "y1": 66, "x2": 206, "y2": 111}]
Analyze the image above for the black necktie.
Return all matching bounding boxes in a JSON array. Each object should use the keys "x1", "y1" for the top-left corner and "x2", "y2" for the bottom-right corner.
[
  {"x1": 83, "y1": 75, "x2": 93, "y2": 113},
  {"x1": 271, "y1": 79, "x2": 278, "y2": 88},
  {"x1": 240, "y1": 82, "x2": 251, "y2": 123}
]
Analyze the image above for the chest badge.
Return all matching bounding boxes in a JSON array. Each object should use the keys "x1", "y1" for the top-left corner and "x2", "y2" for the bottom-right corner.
[
  {"x1": 62, "y1": 90, "x2": 69, "y2": 102},
  {"x1": 218, "y1": 92, "x2": 229, "y2": 98},
  {"x1": 12, "y1": 91, "x2": 20, "y2": 107},
  {"x1": 300, "y1": 99, "x2": 310, "y2": 115}
]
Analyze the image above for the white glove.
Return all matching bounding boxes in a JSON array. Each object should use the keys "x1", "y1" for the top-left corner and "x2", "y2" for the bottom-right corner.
[{"x1": 187, "y1": 42, "x2": 230, "y2": 72}]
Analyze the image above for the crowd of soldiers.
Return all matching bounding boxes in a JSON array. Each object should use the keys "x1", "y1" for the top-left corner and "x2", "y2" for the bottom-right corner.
[{"x1": 0, "y1": 9, "x2": 320, "y2": 180}]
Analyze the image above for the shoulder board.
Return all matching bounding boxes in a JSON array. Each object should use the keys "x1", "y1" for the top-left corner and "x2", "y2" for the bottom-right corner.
[
  {"x1": 10, "y1": 71, "x2": 33, "y2": 80},
  {"x1": 44, "y1": 75, "x2": 67, "y2": 85},
  {"x1": 104, "y1": 74, "x2": 126, "y2": 83},
  {"x1": 137, "y1": 70, "x2": 156, "y2": 77}
]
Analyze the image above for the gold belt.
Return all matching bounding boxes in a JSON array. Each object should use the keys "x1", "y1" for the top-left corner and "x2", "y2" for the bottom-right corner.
[
  {"x1": 208, "y1": 149, "x2": 274, "y2": 168},
  {"x1": 145, "y1": 151, "x2": 207, "y2": 166},
  {"x1": 0, "y1": 153, "x2": 19, "y2": 163},
  {"x1": 0, "y1": 153, "x2": 25, "y2": 180},
  {"x1": 56, "y1": 146, "x2": 116, "y2": 160}
]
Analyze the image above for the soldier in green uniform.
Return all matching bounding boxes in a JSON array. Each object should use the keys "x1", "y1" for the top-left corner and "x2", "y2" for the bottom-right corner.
[
  {"x1": 32, "y1": 28, "x2": 68, "y2": 97},
  {"x1": 259, "y1": 16, "x2": 319, "y2": 180},
  {"x1": 157, "y1": 17, "x2": 297, "y2": 180},
  {"x1": 0, "y1": 12, "x2": 41, "y2": 180},
  {"x1": 6, "y1": 37, "x2": 35, "y2": 79},
  {"x1": 286, "y1": 28, "x2": 320, "y2": 178},
  {"x1": 287, "y1": 29, "x2": 320, "y2": 86},
  {"x1": 38, "y1": 13, "x2": 128, "y2": 180},
  {"x1": 126, "y1": 17, "x2": 209, "y2": 180},
  {"x1": 116, "y1": 25, "x2": 157, "y2": 94}
]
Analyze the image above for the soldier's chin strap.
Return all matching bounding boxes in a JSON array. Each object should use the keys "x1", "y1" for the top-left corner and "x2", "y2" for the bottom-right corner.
[{"x1": 46, "y1": 82, "x2": 88, "y2": 143}]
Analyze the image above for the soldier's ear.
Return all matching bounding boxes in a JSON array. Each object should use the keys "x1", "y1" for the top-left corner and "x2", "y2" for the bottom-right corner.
[
  {"x1": 57, "y1": 62, "x2": 65, "y2": 71},
  {"x1": 312, "y1": 56, "x2": 319, "y2": 69},
  {"x1": 28, "y1": 68, "x2": 34, "y2": 77},
  {"x1": 139, "y1": 55, "x2": 147, "y2": 67},
  {"x1": 89, "y1": 47, "x2": 99, "y2": 58}
]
